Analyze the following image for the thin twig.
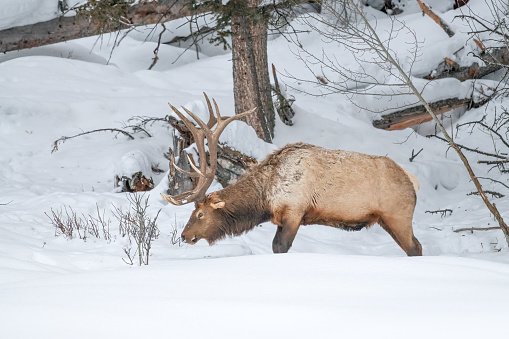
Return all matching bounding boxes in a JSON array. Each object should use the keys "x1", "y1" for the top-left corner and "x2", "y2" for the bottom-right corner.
[
  {"x1": 478, "y1": 176, "x2": 509, "y2": 190},
  {"x1": 453, "y1": 226, "x2": 501, "y2": 233},
  {"x1": 468, "y1": 190, "x2": 505, "y2": 198},
  {"x1": 425, "y1": 209, "x2": 453, "y2": 217},
  {"x1": 149, "y1": 23, "x2": 166, "y2": 70},
  {"x1": 427, "y1": 134, "x2": 508, "y2": 159}
]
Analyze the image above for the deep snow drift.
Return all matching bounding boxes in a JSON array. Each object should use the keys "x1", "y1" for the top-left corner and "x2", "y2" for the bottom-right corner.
[{"x1": 1, "y1": 1, "x2": 508, "y2": 338}]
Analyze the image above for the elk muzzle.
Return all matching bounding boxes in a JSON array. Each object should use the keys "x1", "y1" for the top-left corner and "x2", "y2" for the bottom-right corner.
[{"x1": 180, "y1": 230, "x2": 198, "y2": 244}]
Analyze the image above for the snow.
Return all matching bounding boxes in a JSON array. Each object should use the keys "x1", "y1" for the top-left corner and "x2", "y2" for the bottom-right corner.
[
  {"x1": 1, "y1": 254, "x2": 508, "y2": 338},
  {"x1": 0, "y1": 0, "x2": 58, "y2": 30},
  {"x1": 1, "y1": 1, "x2": 509, "y2": 338}
]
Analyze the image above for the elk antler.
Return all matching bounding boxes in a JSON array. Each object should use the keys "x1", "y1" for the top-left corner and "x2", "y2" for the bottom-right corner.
[{"x1": 161, "y1": 93, "x2": 256, "y2": 205}]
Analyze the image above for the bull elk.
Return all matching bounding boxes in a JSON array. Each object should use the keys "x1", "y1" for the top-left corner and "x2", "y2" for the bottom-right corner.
[{"x1": 161, "y1": 94, "x2": 422, "y2": 256}]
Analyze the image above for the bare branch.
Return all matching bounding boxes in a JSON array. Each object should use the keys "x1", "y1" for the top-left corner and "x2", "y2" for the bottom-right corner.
[
  {"x1": 52, "y1": 128, "x2": 135, "y2": 153},
  {"x1": 454, "y1": 226, "x2": 501, "y2": 233},
  {"x1": 416, "y1": 0, "x2": 455, "y2": 37},
  {"x1": 425, "y1": 209, "x2": 453, "y2": 217}
]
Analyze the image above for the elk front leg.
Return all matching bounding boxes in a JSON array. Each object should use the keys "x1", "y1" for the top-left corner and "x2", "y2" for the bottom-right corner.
[{"x1": 272, "y1": 214, "x2": 301, "y2": 253}]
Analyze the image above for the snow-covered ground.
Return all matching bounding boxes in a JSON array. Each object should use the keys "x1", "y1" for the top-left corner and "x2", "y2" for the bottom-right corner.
[{"x1": 1, "y1": 1, "x2": 508, "y2": 338}]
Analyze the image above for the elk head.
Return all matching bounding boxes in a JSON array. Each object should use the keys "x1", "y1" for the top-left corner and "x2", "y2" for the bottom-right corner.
[
  {"x1": 160, "y1": 93, "x2": 256, "y2": 243},
  {"x1": 179, "y1": 193, "x2": 227, "y2": 244}
]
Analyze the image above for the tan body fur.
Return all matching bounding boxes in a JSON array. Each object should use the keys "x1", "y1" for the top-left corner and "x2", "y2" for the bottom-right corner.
[{"x1": 180, "y1": 143, "x2": 422, "y2": 256}]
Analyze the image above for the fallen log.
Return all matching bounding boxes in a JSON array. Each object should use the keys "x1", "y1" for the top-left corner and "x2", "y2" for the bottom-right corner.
[
  {"x1": 373, "y1": 97, "x2": 477, "y2": 130},
  {"x1": 0, "y1": 1, "x2": 208, "y2": 54},
  {"x1": 426, "y1": 47, "x2": 509, "y2": 82}
]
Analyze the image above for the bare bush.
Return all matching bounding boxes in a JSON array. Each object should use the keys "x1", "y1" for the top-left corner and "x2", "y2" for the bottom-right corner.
[
  {"x1": 46, "y1": 194, "x2": 168, "y2": 265},
  {"x1": 112, "y1": 194, "x2": 161, "y2": 266},
  {"x1": 45, "y1": 204, "x2": 111, "y2": 242}
]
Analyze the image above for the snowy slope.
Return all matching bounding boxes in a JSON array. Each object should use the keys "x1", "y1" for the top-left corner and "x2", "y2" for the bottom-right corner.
[{"x1": 1, "y1": 1, "x2": 509, "y2": 338}]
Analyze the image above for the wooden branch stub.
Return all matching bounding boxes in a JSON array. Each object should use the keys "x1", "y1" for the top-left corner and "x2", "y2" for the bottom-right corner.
[
  {"x1": 473, "y1": 39, "x2": 485, "y2": 51},
  {"x1": 444, "y1": 57, "x2": 458, "y2": 68},
  {"x1": 409, "y1": 148, "x2": 423, "y2": 162},
  {"x1": 271, "y1": 64, "x2": 295, "y2": 126},
  {"x1": 416, "y1": 0, "x2": 455, "y2": 37}
]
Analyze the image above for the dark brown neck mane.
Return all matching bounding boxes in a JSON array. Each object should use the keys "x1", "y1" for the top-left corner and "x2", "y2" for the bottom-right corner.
[{"x1": 206, "y1": 173, "x2": 271, "y2": 244}]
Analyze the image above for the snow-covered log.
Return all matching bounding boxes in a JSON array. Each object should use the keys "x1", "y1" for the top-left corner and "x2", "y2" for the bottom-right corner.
[
  {"x1": 372, "y1": 97, "x2": 484, "y2": 130},
  {"x1": 0, "y1": 1, "x2": 206, "y2": 53}
]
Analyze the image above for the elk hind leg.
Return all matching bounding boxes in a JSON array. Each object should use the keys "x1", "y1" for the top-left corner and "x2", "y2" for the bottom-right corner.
[{"x1": 380, "y1": 214, "x2": 422, "y2": 256}]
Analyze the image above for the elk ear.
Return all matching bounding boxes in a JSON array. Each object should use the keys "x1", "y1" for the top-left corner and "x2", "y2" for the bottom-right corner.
[{"x1": 211, "y1": 200, "x2": 225, "y2": 209}]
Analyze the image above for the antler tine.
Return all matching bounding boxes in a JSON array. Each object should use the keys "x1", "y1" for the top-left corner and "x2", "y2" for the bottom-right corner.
[
  {"x1": 212, "y1": 98, "x2": 222, "y2": 121},
  {"x1": 212, "y1": 107, "x2": 257, "y2": 138},
  {"x1": 163, "y1": 96, "x2": 257, "y2": 206},
  {"x1": 203, "y1": 93, "x2": 218, "y2": 129},
  {"x1": 185, "y1": 153, "x2": 206, "y2": 177},
  {"x1": 164, "y1": 98, "x2": 216, "y2": 205},
  {"x1": 160, "y1": 191, "x2": 194, "y2": 206},
  {"x1": 170, "y1": 153, "x2": 203, "y2": 178},
  {"x1": 169, "y1": 104, "x2": 199, "y2": 133},
  {"x1": 180, "y1": 106, "x2": 209, "y2": 132}
]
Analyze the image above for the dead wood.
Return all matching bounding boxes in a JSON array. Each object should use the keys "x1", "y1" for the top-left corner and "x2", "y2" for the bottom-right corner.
[
  {"x1": 453, "y1": 0, "x2": 470, "y2": 10},
  {"x1": 116, "y1": 172, "x2": 155, "y2": 193},
  {"x1": 0, "y1": 1, "x2": 208, "y2": 54},
  {"x1": 453, "y1": 226, "x2": 500, "y2": 233},
  {"x1": 425, "y1": 209, "x2": 453, "y2": 217},
  {"x1": 167, "y1": 148, "x2": 196, "y2": 196},
  {"x1": 271, "y1": 64, "x2": 295, "y2": 126},
  {"x1": 52, "y1": 128, "x2": 135, "y2": 153},
  {"x1": 426, "y1": 47, "x2": 509, "y2": 82},
  {"x1": 416, "y1": 0, "x2": 455, "y2": 37},
  {"x1": 381, "y1": 0, "x2": 403, "y2": 15},
  {"x1": 373, "y1": 97, "x2": 474, "y2": 130},
  {"x1": 216, "y1": 145, "x2": 258, "y2": 187},
  {"x1": 468, "y1": 190, "x2": 505, "y2": 198},
  {"x1": 409, "y1": 148, "x2": 423, "y2": 162}
]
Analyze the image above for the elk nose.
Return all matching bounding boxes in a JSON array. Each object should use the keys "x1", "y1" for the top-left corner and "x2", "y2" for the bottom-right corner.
[{"x1": 181, "y1": 234, "x2": 187, "y2": 243}]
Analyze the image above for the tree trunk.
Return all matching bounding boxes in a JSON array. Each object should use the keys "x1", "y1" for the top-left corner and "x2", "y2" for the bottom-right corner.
[{"x1": 231, "y1": 0, "x2": 275, "y2": 142}]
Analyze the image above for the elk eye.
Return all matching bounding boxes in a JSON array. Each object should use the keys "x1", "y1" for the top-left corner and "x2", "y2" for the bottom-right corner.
[{"x1": 197, "y1": 212, "x2": 204, "y2": 219}]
